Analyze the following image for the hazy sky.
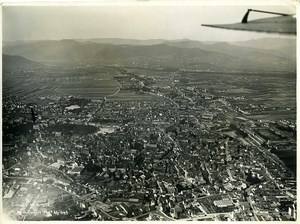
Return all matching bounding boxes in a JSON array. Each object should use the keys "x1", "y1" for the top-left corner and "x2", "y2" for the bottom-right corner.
[{"x1": 3, "y1": 3, "x2": 296, "y2": 42}]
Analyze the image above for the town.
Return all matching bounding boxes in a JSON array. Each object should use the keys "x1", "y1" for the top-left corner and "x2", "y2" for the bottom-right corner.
[{"x1": 2, "y1": 67, "x2": 296, "y2": 221}]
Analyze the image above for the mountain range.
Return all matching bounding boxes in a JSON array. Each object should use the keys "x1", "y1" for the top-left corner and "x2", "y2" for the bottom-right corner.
[
  {"x1": 3, "y1": 54, "x2": 44, "y2": 73},
  {"x1": 3, "y1": 38, "x2": 296, "y2": 73}
]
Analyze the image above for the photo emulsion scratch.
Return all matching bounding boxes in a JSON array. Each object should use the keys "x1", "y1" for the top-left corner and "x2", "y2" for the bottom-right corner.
[{"x1": 1, "y1": 1, "x2": 297, "y2": 222}]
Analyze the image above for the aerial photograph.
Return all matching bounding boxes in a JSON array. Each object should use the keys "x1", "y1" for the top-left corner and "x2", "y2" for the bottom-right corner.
[{"x1": 2, "y1": 2, "x2": 297, "y2": 222}]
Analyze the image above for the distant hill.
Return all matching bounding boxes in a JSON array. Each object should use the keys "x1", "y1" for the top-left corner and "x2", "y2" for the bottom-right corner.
[
  {"x1": 3, "y1": 38, "x2": 296, "y2": 72},
  {"x1": 230, "y1": 38, "x2": 296, "y2": 59},
  {"x1": 162, "y1": 40, "x2": 296, "y2": 65},
  {"x1": 3, "y1": 54, "x2": 44, "y2": 72},
  {"x1": 231, "y1": 38, "x2": 295, "y2": 50},
  {"x1": 74, "y1": 38, "x2": 169, "y2": 46},
  {"x1": 73, "y1": 37, "x2": 296, "y2": 61}
]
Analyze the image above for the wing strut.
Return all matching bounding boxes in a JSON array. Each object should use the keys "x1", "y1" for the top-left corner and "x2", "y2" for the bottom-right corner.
[{"x1": 242, "y1": 9, "x2": 290, "y2": 23}]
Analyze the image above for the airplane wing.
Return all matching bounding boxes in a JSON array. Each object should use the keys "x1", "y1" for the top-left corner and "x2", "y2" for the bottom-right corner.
[{"x1": 202, "y1": 9, "x2": 296, "y2": 35}]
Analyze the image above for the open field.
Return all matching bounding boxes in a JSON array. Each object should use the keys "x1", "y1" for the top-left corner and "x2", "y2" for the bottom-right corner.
[
  {"x1": 180, "y1": 72, "x2": 296, "y2": 121},
  {"x1": 107, "y1": 90, "x2": 157, "y2": 101},
  {"x1": 57, "y1": 78, "x2": 120, "y2": 98},
  {"x1": 3, "y1": 68, "x2": 158, "y2": 103}
]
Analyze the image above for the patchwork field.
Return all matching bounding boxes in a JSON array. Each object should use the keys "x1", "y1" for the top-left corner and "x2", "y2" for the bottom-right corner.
[
  {"x1": 3, "y1": 68, "x2": 156, "y2": 102},
  {"x1": 180, "y1": 72, "x2": 296, "y2": 121},
  {"x1": 57, "y1": 79, "x2": 120, "y2": 98}
]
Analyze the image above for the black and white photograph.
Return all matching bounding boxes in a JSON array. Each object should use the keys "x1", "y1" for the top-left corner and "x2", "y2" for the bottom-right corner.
[{"x1": 1, "y1": 0, "x2": 297, "y2": 222}]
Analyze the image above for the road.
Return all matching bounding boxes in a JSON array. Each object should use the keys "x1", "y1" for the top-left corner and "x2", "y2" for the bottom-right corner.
[
  {"x1": 3, "y1": 175, "x2": 33, "y2": 181},
  {"x1": 22, "y1": 193, "x2": 41, "y2": 221},
  {"x1": 245, "y1": 184, "x2": 259, "y2": 221},
  {"x1": 148, "y1": 91, "x2": 179, "y2": 108}
]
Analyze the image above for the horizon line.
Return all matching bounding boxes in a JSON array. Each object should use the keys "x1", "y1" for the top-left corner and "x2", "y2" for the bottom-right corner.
[{"x1": 3, "y1": 36, "x2": 296, "y2": 43}]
